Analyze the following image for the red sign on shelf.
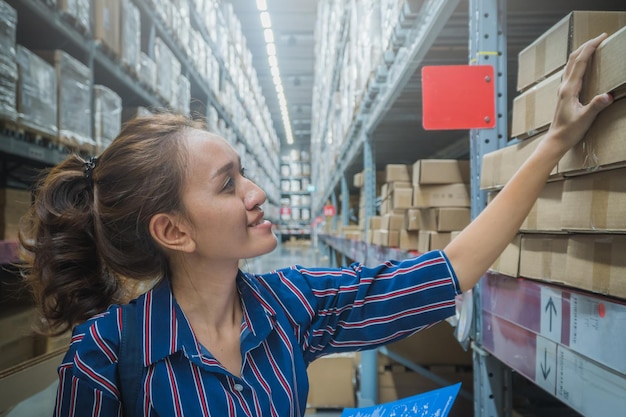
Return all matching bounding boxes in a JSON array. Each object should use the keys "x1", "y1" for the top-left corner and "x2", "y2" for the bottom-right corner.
[
  {"x1": 323, "y1": 205, "x2": 336, "y2": 216},
  {"x1": 422, "y1": 64, "x2": 495, "y2": 130},
  {"x1": 280, "y1": 206, "x2": 291, "y2": 215}
]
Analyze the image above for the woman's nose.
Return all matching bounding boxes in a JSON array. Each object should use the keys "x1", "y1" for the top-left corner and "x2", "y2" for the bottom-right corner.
[{"x1": 243, "y1": 179, "x2": 267, "y2": 210}]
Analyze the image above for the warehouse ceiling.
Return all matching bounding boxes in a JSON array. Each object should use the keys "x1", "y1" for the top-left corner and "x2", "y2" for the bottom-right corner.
[{"x1": 228, "y1": 0, "x2": 625, "y2": 168}]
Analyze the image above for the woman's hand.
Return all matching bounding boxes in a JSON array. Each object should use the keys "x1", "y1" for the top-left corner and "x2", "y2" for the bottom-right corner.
[{"x1": 547, "y1": 33, "x2": 614, "y2": 155}]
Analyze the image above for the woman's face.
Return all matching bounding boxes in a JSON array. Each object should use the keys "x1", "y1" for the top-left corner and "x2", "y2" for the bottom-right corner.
[{"x1": 179, "y1": 130, "x2": 277, "y2": 263}]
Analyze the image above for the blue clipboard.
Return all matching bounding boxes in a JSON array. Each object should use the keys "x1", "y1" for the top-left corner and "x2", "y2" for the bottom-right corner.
[{"x1": 340, "y1": 382, "x2": 462, "y2": 417}]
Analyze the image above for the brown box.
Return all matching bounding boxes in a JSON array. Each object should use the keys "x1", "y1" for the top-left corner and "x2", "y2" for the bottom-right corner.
[
  {"x1": 412, "y1": 183, "x2": 470, "y2": 208},
  {"x1": 385, "y1": 321, "x2": 473, "y2": 366},
  {"x1": 480, "y1": 132, "x2": 555, "y2": 190},
  {"x1": 560, "y1": 95, "x2": 626, "y2": 175},
  {"x1": 510, "y1": 70, "x2": 562, "y2": 140},
  {"x1": 381, "y1": 213, "x2": 405, "y2": 231},
  {"x1": 399, "y1": 229, "x2": 419, "y2": 251},
  {"x1": 411, "y1": 159, "x2": 470, "y2": 185},
  {"x1": 353, "y1": 171, "x2": 364, "y2": 188},
  {"x1": 490, "y1": 235, "x2": 521, "y2": 277},
  {"x1": 519, "y1": 234, "x2": 569, "y2": 283},
  {"x1": 387, "y1": 188, "x2": 412, "y2": 211},
  {"x1": 307, "y1": 353, "x2": 357, "y2": 409},
  {"x1": 520, "y1": 180, "x2": 564, "y2": 233},
  {"x1": 369, "y1": 215, "x2": 382, "y2": 230},
  {"x1": 385, "y1": 164, "x2": 411, "y2": 183},
  {"x1": 404, "y1": 209, "x2": 422, "y2": 231},
  {"x1": 582, "y1": 26, "x2": 626, "y2": 102},
  {"x1": 565, "y1": 234, "x2": 626, "y2": 299},
  {"x1": 517, "y1": 11, "x2": 626, "y2": 92},
  {"x1": 417, "y1": 231, "x2": 452, "y2": 253},
  {"x1": 92, "y1": 0, "x2": 121, "y2": 56},
  {"x1": 561, "y1": 168, "x2": 626, "y2": 232},
  {"x1": 420, "y1": 208, "x2": 471, "y2": 232}
]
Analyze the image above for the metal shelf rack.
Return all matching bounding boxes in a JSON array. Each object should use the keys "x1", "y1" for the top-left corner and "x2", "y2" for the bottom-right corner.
[{"x1": 313, "y1": 0, "x2": 626, "y2": 415}]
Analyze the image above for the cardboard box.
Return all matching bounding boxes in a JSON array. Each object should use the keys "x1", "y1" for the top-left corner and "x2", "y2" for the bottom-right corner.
[
  {"x1": 369, "y1": 216, "x2": 382, "y2": 230},
  {"x1": 417, "y1": 231, "x2": 451, "y2": 252},
  {"x1": 510, "y1": 70, "x2": 562, "y2": 140},
  {"x1": 412, "y1": 183, "x2": 470, "y2": 208},
  {"x1": 565, "y1": 234, "x2": 626, "y2": 299},
  {"x1": 520, "y1": 180, "x2": 564, "y2": 233},
  {"x1": 92, "y1": 0, "x2": 121, "y2": 56},
  {"x1": 404, "y1": 209, "x2": 421, "y2": 231},
  {"x1": 307, "y1": 353, "x2": 357, "y2": 409},
  {"x1": 480, "y1": 132, "x2": 555, "y2": 190},
  {"x1": 381, "y1": 213, "x2": 405, "y2": 231},
  {"x1": 399, "y1": 229, "x2": 419, "y2": 251},
  {"x1": 490, "y1": 234, "x2": 521, "y2": 277},
  {"x1": 561, "y1": 168, "x2": 626, "y2": 232},
  {"x1": 582, "y1": 26, "x2": 626, "y2": 103},
  {"x1": 519, "y1": 234, "x2": 569, "y2": 283},
  {"x1": 420, "y1": 208, "x2": 471, "y2": 232},
  {"x1": 411, "y1": 159, "x2": 470, "y2": 185},
  {"x1": 385, "y1": 321, "x2": 473, "y2": 366},
  {"x1": 560, "y1": 96, "x2": 626, "y2": 175},
  {"x1": 517, "y1": 11, "x2": 626, "y2": 92},
  {"x1": 385, "y1": 164, "x2": 411, "y2": 183}
]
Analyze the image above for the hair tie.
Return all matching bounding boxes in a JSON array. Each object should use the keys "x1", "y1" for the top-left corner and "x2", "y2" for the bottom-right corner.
[{"x1": 84, "y1": 156, "x2": 98, "y2": 182}]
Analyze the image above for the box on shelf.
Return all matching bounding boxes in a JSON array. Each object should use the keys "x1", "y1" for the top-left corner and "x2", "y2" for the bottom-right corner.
[
  {"x1": 582, "y1": 26, "x2": 626, "y2": 103},
  {"x1": 560, "y1": 96, "x2": 626, "y2": 175},
  {"x1": 0, "y1": 1, "x2": 18, "y2": 121},
  {"x1": 385, "y1": 164, "x2": 411, "y2": 183},
  {"x1": 399, "y1": 229, "x2": 419, "y2": 251},
  {"x1": 417, "y1": 231, "x2": 451, "y2": 253},
  {"x1": 381, "y1": 213, "x2": 405, "y2": 231},
  {"x1": 16, "y1": 45, "x2": 58, "y2": 137},
  {"x1": 412, "y1": 183, "x2": 470, "y2": 208},
  {"x1": 94, "y1": 84, "x2": 122, "y2": 152},
  {"x1": 510, "y1": 70, "x2": 562, "y2": 140},
  {"x1": 490, "y1": 234, "x2": 521, "y2": 277},
  {"x1": 36, "y1": 50, "x2": 92, "y2": 150},
  {"x1": 411, "y1": 159, "x2": 470, "y2": 185},
  {"x1": 520, "y1": 180, "x2": 564, "y2": 233},
  {"x1": 307, "y1": 353, "x2": 357, "y2": 409},
  {"x1": 404, "y1": 209, "x2": 421, "y2": 231},
  {"x1": 419, "y1": 207, "x2": 470, "y2": 232},
  {"x1": 381, "y1": 188, "x2": 412, "y2": 213},
  {"x1": 517, "y1": 11, "x2": 626, "y2": 92},
  {"x1": 373, "y1": 229, "x2": 400, "y2": 248},
  {"x1": 139, "y1": 52, "x2": 157, "y2": 91},
  {"x1": 519, "y1": 234, "x2": 569, "y2": 283},
  {"x1": 92, "y1": 0, "x2": 121, "y2": 56},
  {"x1": 561, "y1": 167, "x2": 626, "y2": 232}
]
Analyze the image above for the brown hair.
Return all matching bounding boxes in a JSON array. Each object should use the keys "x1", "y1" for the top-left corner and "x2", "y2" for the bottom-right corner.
[{"x1": 19, "y1": 113, "x2": 205, "y2": 335}]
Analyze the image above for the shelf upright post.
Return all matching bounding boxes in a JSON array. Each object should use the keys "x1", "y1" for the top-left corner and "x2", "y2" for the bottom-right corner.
[
  {"x1": 331, "y1": 192, "x2": 339, "y2": 232},
  {"x1": 341, "y1": 175, "x2": 350, "y2": 227},
  {"x1": 468, "y1": 0, "x2": 512, "y2": 416},
  {"x1": 358, "y1": 132, "x2": 377, "y2": 407}
]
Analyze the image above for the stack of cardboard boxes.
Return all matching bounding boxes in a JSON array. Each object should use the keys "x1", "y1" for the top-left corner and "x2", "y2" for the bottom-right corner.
[
  {"x1": 357, "y1": 159, "x2": 471, "y2": 253},
  {"x1": 482, "y1": 11, "x2": 626, "y2": 300}
]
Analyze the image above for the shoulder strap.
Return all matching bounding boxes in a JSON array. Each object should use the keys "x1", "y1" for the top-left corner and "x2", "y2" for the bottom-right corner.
[{"x1": 118, "y1": 303, "x2": 144, "y2": 416}]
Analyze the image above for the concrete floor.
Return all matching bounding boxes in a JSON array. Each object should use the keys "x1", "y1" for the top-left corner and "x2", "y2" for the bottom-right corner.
[{"x1": 5, "y1": 241, "x2": 341, "y2": 417}]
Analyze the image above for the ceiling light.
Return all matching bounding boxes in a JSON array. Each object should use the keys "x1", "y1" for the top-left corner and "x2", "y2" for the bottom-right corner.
[
  {"x1": 264, "y1": 28, "x2": 274, "y2": 43},
  {"x1": 256, "y1": 0, "x2": 267, "y2": 11},
  {"x1": 260, "y1": 11, "x2": 271, "y2": 28},
  {"x1": 268, "y1": 55, "x2": 278, "y2": 68},
  {"x1": 271, "y1": 66, "x2": 280, "y2": 78},
  {"x1": 273, "y1": 75, "x2": 282, "y2": 86},
  {"x1": 266, "y1": 43, "x2": 276, "y2": 56}
]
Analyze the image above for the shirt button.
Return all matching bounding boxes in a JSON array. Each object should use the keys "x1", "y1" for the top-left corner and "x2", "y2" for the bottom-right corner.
[{"x1": 233, "y1": 383, "x2": 244, "y2": 392}]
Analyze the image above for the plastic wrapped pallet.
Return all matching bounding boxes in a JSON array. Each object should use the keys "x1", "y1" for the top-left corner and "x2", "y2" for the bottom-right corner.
[
  {"x1": 154, "y1": 37, "x2": 181, "y2": 105},
  {"x1": 121, "y1": 0, "x2": 140, "y2": 76},
  {"x1": 93, "y1": 84, "x2": 121, "y2": 153},
  {"x1": 0, "y1": 1, "x2": 18, "y2": 121},
  {"x1": 177, "y1": 74, "x2": 190, "y2": 116},
  {"x1": 16, "y1": 45, "x2": 58, "y2": 137},
  {"x1": 57, "y1": 0, "x2": 90, "y2": 34},
  {"x1": 37, "y1": 50, "x2": 92, "y2": 150},
  {"x1": 139, "y1": 52, "x2": 157, "y2": 92}
]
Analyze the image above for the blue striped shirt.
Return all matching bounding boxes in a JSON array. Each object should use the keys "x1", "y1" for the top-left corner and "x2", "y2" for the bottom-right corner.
[{"x1": 54, "y1": 250, "x2": 461, "y2": 416}]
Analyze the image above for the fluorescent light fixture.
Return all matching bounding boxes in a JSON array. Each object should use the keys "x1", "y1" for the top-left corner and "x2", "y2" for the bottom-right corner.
[
  {"x1": 270, "y1": 66, "x2": 280, "y2": 78},
  {"x1": 276, "y1": 84, "x2": 284, "y2": 94},
  {"x1": 260, "y1": 11, "x2": 271, "y2": 28},
  {"x1": 256, "y1": 0, "x2": 267, "y2": 11},
  {"x1": 266, "y1": 43, "x2": 276, "y2": 56},
  {"x1": 272, "y1": 75, "x2": 282, "y2": 86},
  {"x1": 268, "y1": 55, "x2": 278, "y2": 68},
  {"x1": 263, "y1": 28, "x2": 274, "y2": 43}
]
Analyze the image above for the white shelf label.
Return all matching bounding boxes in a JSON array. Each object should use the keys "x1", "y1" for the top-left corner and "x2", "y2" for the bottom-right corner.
[
  {"x1": 540, "y1": 287, "x2": 562, "y2": 342},
  {"x1": 535, "y1": 336, "x2": 557, "y2": 395}
]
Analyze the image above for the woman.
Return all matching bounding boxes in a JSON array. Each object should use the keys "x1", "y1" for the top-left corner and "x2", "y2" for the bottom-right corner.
[{"x1": 20, "y1": 34, "x2": 612, "y2": 416}]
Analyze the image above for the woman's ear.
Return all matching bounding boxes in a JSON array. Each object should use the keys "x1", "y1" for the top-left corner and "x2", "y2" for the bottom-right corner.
[{"x1": 149, "y1": 213, "x2": 195, "y2": 253}]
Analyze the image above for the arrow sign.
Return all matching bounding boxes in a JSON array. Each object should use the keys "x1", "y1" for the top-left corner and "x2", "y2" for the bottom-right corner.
[
  {"x1": 535, "y1": 336, "x2": 557, "y2": 394},
  {"x1": 540, "y1": 347, "x2": 551, "y2": 380},
  {"x1": 545, "y1": 297, "x2": 557, "y2": 333}
]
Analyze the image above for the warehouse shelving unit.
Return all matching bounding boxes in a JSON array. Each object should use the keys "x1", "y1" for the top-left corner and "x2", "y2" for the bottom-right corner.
[
  {"x1": 0, "y1": 0, "x2": 283, "y2": 411},
  {"x1": 312, "y1": 0, "x2": 626, "y2": 415},
  {"x1": 278, "y1": 152, "x2": 313, "y2": 241}
]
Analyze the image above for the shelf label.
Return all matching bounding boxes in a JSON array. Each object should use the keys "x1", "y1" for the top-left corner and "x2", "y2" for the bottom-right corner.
[
  {"x1": 535, "y1": 336, "x2": 557, "y2": 395},
  {"x1": 323, "y1": 204, "x2": 336, "y2": 216},
  {"x1": 540, "y1": 287, "x2": 562, "y2": 343}
]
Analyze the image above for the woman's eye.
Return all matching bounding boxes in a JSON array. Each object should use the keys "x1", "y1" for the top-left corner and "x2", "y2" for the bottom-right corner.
[{"x1": 223, "y1": 177, "x2": 235, "y2": 190}]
